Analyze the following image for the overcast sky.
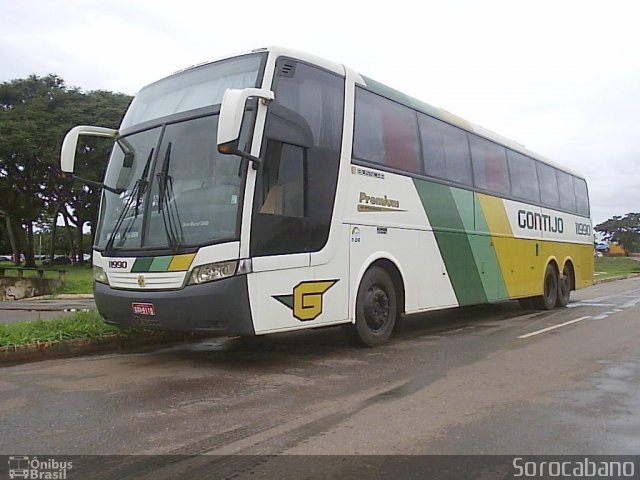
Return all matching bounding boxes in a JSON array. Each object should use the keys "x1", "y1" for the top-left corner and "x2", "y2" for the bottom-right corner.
[{"x1": 1, "y1": 0, "x2": 638, "y2": 225}]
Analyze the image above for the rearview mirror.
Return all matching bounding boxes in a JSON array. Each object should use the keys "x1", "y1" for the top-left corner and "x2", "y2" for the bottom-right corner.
[
  {"x1": 60, "y1": 125, "x2": 118, "y2": 173},
  {"x1": 217, "y1": 88, "x2": 274, "y2": 169}
]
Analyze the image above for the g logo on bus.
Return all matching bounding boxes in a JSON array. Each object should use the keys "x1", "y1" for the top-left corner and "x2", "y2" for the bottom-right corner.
[
  {"x1": 137, "y1": 275, "x2": 145, "y2": 287},
  {"x1": 273, "y1": 280, "x2": 338, "y2": 321}
]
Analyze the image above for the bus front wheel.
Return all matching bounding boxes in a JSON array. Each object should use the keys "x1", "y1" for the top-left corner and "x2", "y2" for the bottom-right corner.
[
  {"x1": 347, "y1": 266, "x2": 397, "y2": 347},
  {"x1": 537, "y1": 264, "x2": 559, "y2": 310}
]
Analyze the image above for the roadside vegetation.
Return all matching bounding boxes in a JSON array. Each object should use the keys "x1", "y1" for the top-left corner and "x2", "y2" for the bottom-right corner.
[
  {"x1": 0, "y1": 311, "x2": 117, "y2": 348},
  {"x1": 0, "y1": 261, "x2": 93, "y2": 294},
  {"x1": 55, "y1": 264, "x2": 93, "y2": 294},
  {"x1": 594, "y1": 256, "x2": 640, "y2": 280},
  {"x1": 0, "y1": 310, "x2": 199, "y2": 350}
]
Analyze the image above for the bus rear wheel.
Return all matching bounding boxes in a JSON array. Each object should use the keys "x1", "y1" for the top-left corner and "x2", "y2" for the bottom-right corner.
[
  {"x1": 537, "y1": 264, "x2": 558, "y2": 310},
  {"x1": 556, "y1": 264, "x2": 573, "y2": 307},
  {"x1": 348, "y1": 266, "x2": 397, "y2": 347}
]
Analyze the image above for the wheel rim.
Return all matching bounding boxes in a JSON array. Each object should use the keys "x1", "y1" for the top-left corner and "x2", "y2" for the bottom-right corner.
[{"x1": 364, "y1": 284, "x2": 390, "y2": 332}]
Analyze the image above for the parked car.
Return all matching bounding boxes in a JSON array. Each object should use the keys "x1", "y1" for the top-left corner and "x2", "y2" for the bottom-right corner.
[
  {"x1": 595, "y1": 243, "x2": 609, "y2": 252},
  {"x1": 42, "y1": 255, "x2": 72, "y2": 266}
]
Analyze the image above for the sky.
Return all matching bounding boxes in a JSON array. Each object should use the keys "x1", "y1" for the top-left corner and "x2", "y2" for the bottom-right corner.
[{"x1": 1, "y1": 0, "x2": 638, "y2": 225}]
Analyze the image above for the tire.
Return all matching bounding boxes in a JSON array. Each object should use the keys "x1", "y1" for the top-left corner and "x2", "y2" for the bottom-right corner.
[
  {"x1": 537, "y1": 264, "x2": 558, "y2": 310},
  {"x1": 556, "y1": 264, "x2": 572, "y2": 307},
  {"x1": 349, "y1": 266, "x2": 397, "y2": 347}
]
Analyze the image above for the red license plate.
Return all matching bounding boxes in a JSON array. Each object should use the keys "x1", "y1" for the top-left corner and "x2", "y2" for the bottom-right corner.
[{"x1": 132, "y1": 303, "x2": 155, "y2": 316}]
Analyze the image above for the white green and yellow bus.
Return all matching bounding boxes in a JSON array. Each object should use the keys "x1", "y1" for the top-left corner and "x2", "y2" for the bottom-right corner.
[{"x1": 60, "y1": 47, "x2": 593, "y2": 346}]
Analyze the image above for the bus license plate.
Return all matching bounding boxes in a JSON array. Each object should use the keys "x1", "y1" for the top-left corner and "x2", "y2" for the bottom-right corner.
[{"x1": 132, "y1": 303, "x2": 155, "y2": 316}]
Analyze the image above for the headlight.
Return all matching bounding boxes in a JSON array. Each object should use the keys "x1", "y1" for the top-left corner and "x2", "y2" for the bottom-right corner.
[
  {"x1": 188, "y1": 261, "x2": 237, "y2": 285},
  {"x1": 93, "y1": 265, "x2": 109, "y2": 285}
]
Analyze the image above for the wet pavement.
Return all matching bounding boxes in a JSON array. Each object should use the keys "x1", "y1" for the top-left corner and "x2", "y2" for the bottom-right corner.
[
  {"x1": 0, "y1": 278, "x2": 639, "y2": 478},
  {"x1": 0, "y1": 296, "x2": 95, "y2": 323}
]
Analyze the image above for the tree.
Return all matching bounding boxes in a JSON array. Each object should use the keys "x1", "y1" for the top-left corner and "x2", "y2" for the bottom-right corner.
[
  {"x1": 595, "y1": 213, "x2": 640, "y2": 254},
  {"x1": 52, "y1": 89, "x2": 131, "y2": 264},
  {"x1": 0, "y1": 75, "x2": 62, "y2": 266},
  {"x1": 0, "y1": 75, "x2": 131, "y2": 266}
]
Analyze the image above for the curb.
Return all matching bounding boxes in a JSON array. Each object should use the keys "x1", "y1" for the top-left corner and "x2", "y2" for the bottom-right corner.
[
  {"x1": 22, "y1": 293, "x2": 94, "y2": 301},
  {"x1": 0, "y1": 333, "x2": 208, "y2": 366},
  {"x1": 594, "y1": 273, "x2": 640, "y2": 285}
]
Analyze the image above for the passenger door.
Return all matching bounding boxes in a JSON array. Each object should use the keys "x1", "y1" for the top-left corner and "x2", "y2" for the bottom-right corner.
[{"x1": 248, "y1": 57, "x2": 348, "y2": 333}]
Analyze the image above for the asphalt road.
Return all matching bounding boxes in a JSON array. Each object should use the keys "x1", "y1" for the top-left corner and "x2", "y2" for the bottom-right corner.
[
  {"x1": 1, "y1": 278, "x2": 639, "y2": 478},
  {"x1": 0, "y1": 296, "x2": 95, "y2": 323}
]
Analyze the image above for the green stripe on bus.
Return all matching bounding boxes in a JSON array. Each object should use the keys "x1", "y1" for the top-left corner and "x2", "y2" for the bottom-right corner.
[
  {"x1": 413, "y1": 179, "x2": 487, "y2": 306},
  {"x1": 149, "y1": 256, "x2": 173, "y2": 272},
  {"x1": 472, "y1": 194, "x2": 509, "y2": 300},
  {"x1": 131, "y1": 257, "x2": 154, "y2": 273}
]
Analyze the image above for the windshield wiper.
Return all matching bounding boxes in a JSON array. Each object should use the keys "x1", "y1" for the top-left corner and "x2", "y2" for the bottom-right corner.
[
  {"x1": 156, "y1": 142, "x2": 184, "y2": 250},
  {"x1": 105, "y1": 147, "x2": 154, "y2": 254}
]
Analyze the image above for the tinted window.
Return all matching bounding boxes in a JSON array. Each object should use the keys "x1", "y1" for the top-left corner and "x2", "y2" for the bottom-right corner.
[
  {"x1": 251, "y1": 59, "x2": 344, "y2": 256},
  {"x1": 469, "y1": 135, "x2": 510, "y2": 195},
  {"x1": 419, "y1": 114, "x2": 472, "y2": 186},
  {"x1": 507, "y1": 150, "x2": 540, "y2": 203},
  {"x1": 353, "y1": 88, "x2": 421, "y2": 174},
  {"x1": 573, "y1": 177, "x2": 589, "y2": 217},
  {"x1": 536, "y1": 162, "x2": 560, "y2": 208},
  {"x1": 557, "y1": 170, "x2": 577, "y2": 212},
  {"x1": 272, "y1": 61, "x2": 343, "y2": 151},
  {"x1": 122, "y1": 54, "x2": 265, "y2": 128},
  {"x1": 258, "y1": 141, "x2": 304, "y2": 218}
]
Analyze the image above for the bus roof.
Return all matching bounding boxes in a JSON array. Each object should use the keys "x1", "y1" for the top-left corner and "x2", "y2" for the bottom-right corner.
[{"x1": 154, "y1": 46, "x2": 584, "y2": 179}]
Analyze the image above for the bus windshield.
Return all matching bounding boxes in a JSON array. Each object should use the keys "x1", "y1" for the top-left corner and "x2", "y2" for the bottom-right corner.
[
  {"x1": 95, "y1": 114, "x2": 245, "y2": 252},
  {"x1": 94, "y1": 53, "x2": 266, "y2": 253},
  {"x1": 121, "y1": 53, "x2": 265, "y2": 129}
]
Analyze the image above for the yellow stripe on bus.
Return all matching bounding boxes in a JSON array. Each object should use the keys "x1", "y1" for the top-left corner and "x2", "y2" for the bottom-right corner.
[{"x1": 168, "y1": 254, "x2": 196, "y2": 271}]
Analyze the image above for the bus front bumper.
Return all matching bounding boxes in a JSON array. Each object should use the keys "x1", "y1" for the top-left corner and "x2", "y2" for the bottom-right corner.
[{"x1": 93, "y1": 275, "x2": 255, "y2": 335}]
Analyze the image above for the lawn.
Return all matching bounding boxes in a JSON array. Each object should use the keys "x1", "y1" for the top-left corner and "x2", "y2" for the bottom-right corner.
[
  {"x1": 0, "y1": 310, "x2": 118, "y2": 348},
  {"x1": 0, "y1": 261, "x2": 93, "y2": 294},
  {"x1": 0, "y1": 310, "x2": 198, "y2": 349},
  {"x1": 594, "y1": 256, "x2": 640, "y2": 280},
  {"x1": 56, "y1": 264, "x2": 93, "y2": 294}
]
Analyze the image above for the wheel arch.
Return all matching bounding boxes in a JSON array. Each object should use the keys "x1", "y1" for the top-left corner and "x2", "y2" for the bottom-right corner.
[
  {"x1": 544, "y1": 256, "x2": 560, "y2": 276},
  {"x1": 351, "y1": 253, "x2": 407, "y2": 321}
]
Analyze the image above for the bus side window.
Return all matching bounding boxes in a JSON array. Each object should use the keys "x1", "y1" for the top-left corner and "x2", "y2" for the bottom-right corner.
[
  {"x1": 507, "y1": 150, "x2": 541, "y2": 203},
  {"x1": 353, "y1": 88, "x2": 421, "y2": 174},
  {"x1": 419, "y1": 113, "x2": 472, "y2": 186},
  {"x1": 470, "y1": 134, "x2": 510, "y2": 196},
  {"x1": 536, "y1": 162, "x2": 560, "y2": 209},
  {"x1": 259, "y1": 140, "x2": 305, "y2": 218},
  {"x1": 573, "y1": 177, "x2": 590, "y2": 217},
  {"x1": 557, "y1": 170, "x2": 577, "y2": 213}
]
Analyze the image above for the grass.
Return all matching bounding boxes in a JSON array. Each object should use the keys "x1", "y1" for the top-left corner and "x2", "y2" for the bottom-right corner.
[
  {"x1": 0, "y1": 261, "x2": 93, "y2": 294},
  {"x1": 0, "y1": 310, "x2": 120, "y2": 348},
  {"x1": 594, "y1": 256, "x2": 640, "y2": 280},
  {"x1": 0, "y1": 310, "x2": 199, "y2": 349},
  {"x1": 56, "y1": 264, "x2": 93, "y2": 294}
]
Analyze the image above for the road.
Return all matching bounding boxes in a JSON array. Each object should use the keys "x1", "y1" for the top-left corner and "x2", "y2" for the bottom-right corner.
[
  {"x1": 0, "y1": 296, "x2": 95, "y2": 323},
  {"x1": 1, "y1": 278, "x2": 639, "y2": 478}
]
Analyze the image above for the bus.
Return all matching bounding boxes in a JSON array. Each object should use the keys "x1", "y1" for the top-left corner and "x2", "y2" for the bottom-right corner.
[{"x1": 60, "y1": 46, "x2": 593, "y2": 347}]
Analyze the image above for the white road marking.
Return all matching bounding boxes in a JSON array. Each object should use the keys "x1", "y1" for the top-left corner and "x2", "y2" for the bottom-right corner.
[
  {"x1": 567, "y1": 302, "x2": 615, "y2": 308},
  {"x1": 518, "y1": 316, "x2": 591, "y2": 339}
]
